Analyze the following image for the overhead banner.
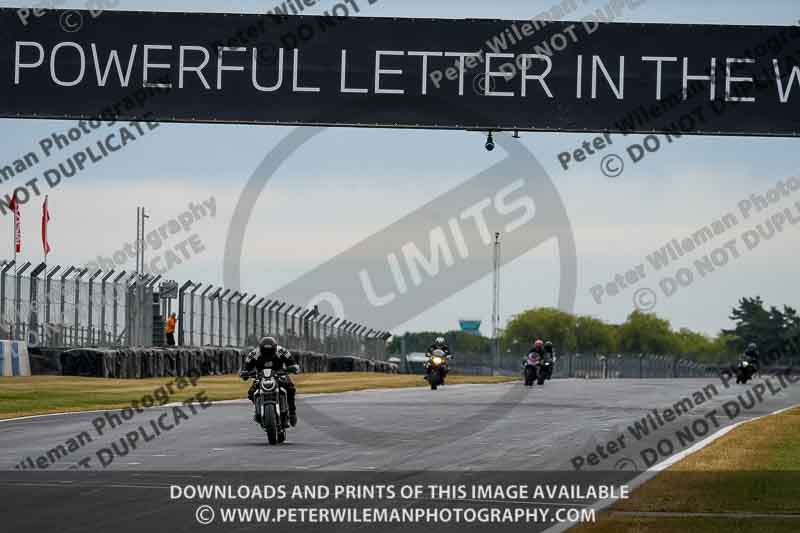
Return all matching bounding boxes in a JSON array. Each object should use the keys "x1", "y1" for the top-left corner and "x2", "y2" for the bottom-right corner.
[{"x1": 1, "y1": 8, "x2": 800, "y2": 136}]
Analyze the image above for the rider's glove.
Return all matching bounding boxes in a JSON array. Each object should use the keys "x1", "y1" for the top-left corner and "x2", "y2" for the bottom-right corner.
[
  {"x1": 239, "y1": 370, "x2": 250, "y2": 380},
  {"x1": 288, "y1": 364, "x2": 300, "y2": 374}
]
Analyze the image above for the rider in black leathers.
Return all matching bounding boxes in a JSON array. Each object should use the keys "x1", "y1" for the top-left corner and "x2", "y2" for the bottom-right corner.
[
  {"x1": 427, "y1": 336, "x2": 451, "y2": 357},
  {"x1": 240, "y1": 336, "x2": 300, "y2": 426},
  {"x1": 426, "y1": 336, "x2": 451, "y2": 380},
  {"x1": 743, "y1": 342, "x2": 760, "y2": 374}
]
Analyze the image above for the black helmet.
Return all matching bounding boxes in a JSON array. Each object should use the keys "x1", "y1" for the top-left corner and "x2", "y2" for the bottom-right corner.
[
  {"x1": 259, "y1": 336, "x2": 278, "y2": 355},
  {"x1": 544, "y1": 341, "x2": 553, "y2": 353},
  {"x1": 746, "y1": 342, "x2": 758, "y2": 353}
]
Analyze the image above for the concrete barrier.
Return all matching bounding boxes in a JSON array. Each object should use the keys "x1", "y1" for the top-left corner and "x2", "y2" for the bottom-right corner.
[{"x1": 0, "y1": 340, "x2": 31, "y2": 377}]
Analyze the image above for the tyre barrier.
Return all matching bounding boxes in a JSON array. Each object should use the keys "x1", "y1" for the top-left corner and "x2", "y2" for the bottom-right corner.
[{"x1": 44, "y1": 347, "x2": 397, "y2": 378}]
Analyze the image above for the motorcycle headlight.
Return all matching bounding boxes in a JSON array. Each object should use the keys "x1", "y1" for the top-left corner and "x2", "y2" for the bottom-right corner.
[
  {"x1": 261, "y1": 379, "x2": 276, "y2": 391},
  {"x1": 742, "y1": 361, "x2": 749, "y2": 366},
  {"x1": 432, "y1": 356, "x2": 443, "y2": 365}
]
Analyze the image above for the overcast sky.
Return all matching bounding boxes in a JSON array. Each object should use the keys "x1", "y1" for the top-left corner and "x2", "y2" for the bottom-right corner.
[{"x1": 1, "y1": 0, "x2": 799, "y2": 338}]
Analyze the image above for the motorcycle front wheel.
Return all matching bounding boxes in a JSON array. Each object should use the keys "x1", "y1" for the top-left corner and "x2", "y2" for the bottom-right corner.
[{"x1": 263, "y1": 405, "x2": 279, "y2": 445}]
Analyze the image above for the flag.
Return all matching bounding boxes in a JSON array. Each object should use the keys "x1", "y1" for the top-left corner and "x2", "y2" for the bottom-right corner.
[
  {"x1": 9, "y1": 193, "x2": 20, "y2": 253},
  {"x1": 42, "y1": 196, "x2": 51, "y2": 256}
]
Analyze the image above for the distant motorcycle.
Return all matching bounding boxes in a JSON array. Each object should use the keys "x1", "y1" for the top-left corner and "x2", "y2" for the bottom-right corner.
[
  {"x1": 425, "y1": 349, "x2": 451, "y2": 390},
  {"x1": 735, "y1": 358, "x2": 757, "y2": 384},
  {"x1": 524, "y1": 352, "x2": 552, "y2": 386},
  {"x1": 245, "y1": 368, "x2": 291, "y2": 445}
]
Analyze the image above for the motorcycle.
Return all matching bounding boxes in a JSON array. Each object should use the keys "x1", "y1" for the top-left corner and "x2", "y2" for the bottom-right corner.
[
  {"x1": 524, "y1": 352, "x2": 552, "y2": 386},
  {"x1": 245, "y1": 368, "x2": 291, "y2": 445},
  {"x1": 425, "y1": 349, "x2": 451, "y2": 390},
  {"x1": 735, "y1": 358, "x2": 757, "y2": 384}
]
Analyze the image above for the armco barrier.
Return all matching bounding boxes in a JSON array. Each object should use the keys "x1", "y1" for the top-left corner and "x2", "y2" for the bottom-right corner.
[
  {"x1": 0, "y1": 340, "x2": 30, "y2": 376},
  {"x1": 55, "y1": 347, "x2": 398, "y2": 378}
]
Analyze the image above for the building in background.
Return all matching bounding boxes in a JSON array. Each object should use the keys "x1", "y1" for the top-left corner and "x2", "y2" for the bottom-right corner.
[{"x1": 459, "y1": 319, "x2": 482, "y2": 337}]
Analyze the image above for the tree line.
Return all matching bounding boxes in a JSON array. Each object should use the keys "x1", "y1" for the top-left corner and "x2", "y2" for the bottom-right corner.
[{"x1": 388, "y1": 297, "x2": 799, "y2": 365}]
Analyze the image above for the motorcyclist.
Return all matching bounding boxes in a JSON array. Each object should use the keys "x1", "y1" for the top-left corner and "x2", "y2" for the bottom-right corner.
[
  {"x1": 426, "y1": 337, "x2": 451, "y2": 380},
  {"x1": 543, "y1": 341, "x2": 556, "y2": 362},
  {"x1": 240, "y1": 336, "x2": 300, "y2": 427},
  {"x1": 523, "y1": 339, "x2": 545, "y2": 367},
  {"x1": 427, "y1": 336, "x2": 451, "y2": 356},
  {"x1": 528, "y1": 339, "x2": 544, "y2": 357},
  {"x1": 743, "y1": 342, "x2": 760, "y2": 374}
]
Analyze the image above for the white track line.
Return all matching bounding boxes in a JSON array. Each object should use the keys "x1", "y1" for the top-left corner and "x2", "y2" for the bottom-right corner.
[{"x1": 543, "y1": 403, "x2": 800, "y2": 533}]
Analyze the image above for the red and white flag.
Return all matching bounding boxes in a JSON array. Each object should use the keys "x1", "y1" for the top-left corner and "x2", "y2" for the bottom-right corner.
[
  {"x1": 9, "y1": 193, "x2": 21, "y2": 253},
  {"x1": 42, "y1": 195, "x2": 51, "y2": 256}
]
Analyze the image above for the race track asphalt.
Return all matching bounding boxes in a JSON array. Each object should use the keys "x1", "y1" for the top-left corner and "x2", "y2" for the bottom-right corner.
[
  {"x1": 2, "y1": 376, "x2": 799, "y2": 472},
  {"x1": 2, "y1": 376, "x2": 799, "y2": 533}
]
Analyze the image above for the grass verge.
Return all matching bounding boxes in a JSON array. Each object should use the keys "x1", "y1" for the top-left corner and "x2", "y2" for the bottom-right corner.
[
  {"x1": 575, "y1": 406, "x2": 800, "y2": 532},
  {"x1": 0, "y1": 373, "x2": 515, "y2": 419}
]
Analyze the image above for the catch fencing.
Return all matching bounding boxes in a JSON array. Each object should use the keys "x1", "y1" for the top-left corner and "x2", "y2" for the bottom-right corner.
[
  {"x1": 0, "y1": 259, "x2": 389, "y2": 358},
  {"x1": 177, "y1": 282, "x2": 389, "y2": 357}
]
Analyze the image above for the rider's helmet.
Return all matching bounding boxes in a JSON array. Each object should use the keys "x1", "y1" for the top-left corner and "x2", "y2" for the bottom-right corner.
[
  {"x1": 435, "y1": 336, "x2": 445, "y2": 345},
  {"x1": 259, "y1": 336, "x2": 278, "y2": 356},
  {"x1": 534, "y1": 339, "x2": 544, "y2": 351},
  {"x1": 544, "y1": 341, "x2": 554, "y2": 354},
  {"x1": 745, "y1": 342, "x2": 758, "y2": 356}
]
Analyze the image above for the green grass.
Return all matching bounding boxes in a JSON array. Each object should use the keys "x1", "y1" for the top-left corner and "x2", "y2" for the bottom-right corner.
[
  {"x1": 0, "y1": 373, "x2": 516, "y2": 419},
  {"x1": 576, "y1": 406, "x2": 800, "y2": 532}
]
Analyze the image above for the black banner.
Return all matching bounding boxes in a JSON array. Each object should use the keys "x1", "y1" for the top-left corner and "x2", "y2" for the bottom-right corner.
[{"x1": 2, "y1": 8, "x2": 800, "y2": 135}]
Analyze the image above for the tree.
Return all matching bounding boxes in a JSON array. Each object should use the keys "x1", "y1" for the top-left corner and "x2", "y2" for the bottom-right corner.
[
  {"x1": 723, "y1": 297, "x2": 800, "y2": 357},
  {"x1": 575, "y1": 315, "x2": 617, "y2": 355},
  {"x1": 503, "y1": 307, "x2": 577, "y2": 352},
  {"x1": 617, "y1": 310, "x2": 678, "y2": 355}
]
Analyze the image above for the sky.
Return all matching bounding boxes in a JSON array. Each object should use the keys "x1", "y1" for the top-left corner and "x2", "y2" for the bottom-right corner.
[{"x1": 1, "y1": 0, "x2": 799, "y2": 339}]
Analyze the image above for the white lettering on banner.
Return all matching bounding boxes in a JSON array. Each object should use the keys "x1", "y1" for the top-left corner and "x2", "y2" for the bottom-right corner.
[{"x1": 11, "y1": 42, "x2": 798, "y2": 102}]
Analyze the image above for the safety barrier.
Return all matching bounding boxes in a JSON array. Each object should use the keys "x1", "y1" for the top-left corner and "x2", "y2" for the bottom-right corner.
[
  {"x1": 33, "y1": 346, "x2": 398, "y2": 378},
  {"x1": 0, "y1": 339, "x2": 30, "y2": 376}
]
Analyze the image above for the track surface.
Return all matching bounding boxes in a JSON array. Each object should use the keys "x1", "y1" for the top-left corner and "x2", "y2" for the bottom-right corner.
[{"x1": 2, "y1": 377, "x2": 799, "y2": 471}]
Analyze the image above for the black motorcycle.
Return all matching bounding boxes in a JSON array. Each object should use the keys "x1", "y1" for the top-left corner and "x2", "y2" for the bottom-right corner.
[
  {"x1": 735, "y1": 358, "x2": 757, "y2": 384},
  {"x1": 524, "y1": 352, "x2": 552, "y2": 386},
  {"x1": 425, "y1": 350, "x2": 450, "y2": 390},
  {"x1": 246, "y1": 368, "x2": 291, "y2": 445}
]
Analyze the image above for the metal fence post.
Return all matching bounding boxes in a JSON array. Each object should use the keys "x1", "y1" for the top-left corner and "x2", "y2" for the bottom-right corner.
[
  {"x1": 177, "y1": 280, "x2": 194, "y2": 346},
  {"x1": 209, "y1": 287, "x2": 221, "y2": 346},
  {"x1": 99, "y1": 270, "x2": 114, "y2": 345},
  {"x1": 217, "y1": 289, "x2": 230, "y2": 346},
  {"x1": 244, "y1": 294, "x2": 256, "y2": 345},
  {"x1": 86, "y1": 269, "x2": 102, "y2": 344},
  {"x1": 199, "y1": 285, "x2": 212, "y2": 346},
  {"x1": 271, "y1": 302, "x2": 284, "y2": 336},
  {"x1": 252, "y1": 297, "x2": 264, "y2": 341},
  {"x1": 44, "y1": 265, "x2": 60, "y2": 346},
  {"x1": 13, "y1": 262, "x2": 31, "y2": 340},
  {"x1": 0, "y1": 260, "x2": 14, "y2": 329},
  {"x1": 111, "y1": 271, "x2": 126, "y2": 345},
  {"x1": 188, "y1": 282, "x2": 202, "y2": 346}
]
